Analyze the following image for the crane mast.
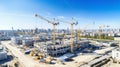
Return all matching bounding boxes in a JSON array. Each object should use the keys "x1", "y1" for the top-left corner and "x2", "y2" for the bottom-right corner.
[
  {"x1": 59, "y1": 18, "x2": 78, "y2": 53},
  {"x1": 71, "y1": 23, "x2": 74, "y2": 53},
  {"x1": 98, "y1": 26, "x2": 102, "y2": 39},
  {"x1": 77, "y1": 28, "x2": 81, "y2": 40}
]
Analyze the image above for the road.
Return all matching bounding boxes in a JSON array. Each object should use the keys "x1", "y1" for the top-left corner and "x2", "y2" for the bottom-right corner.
[{"x1": 1, "y1": 41, "x2": 52, "y2": 67}]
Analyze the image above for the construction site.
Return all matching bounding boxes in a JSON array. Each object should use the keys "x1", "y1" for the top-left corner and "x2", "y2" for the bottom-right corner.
[
  {"x1": 0, "y1": 13, "x2": 119, "y2": 67},
  {"x1": 1, "y1": 0, "x2": 120, "y2": 67}
]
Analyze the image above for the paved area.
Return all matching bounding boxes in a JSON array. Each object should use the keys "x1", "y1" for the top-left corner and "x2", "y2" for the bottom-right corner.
[
  {"x1": 1, "y1": 41, "x2": 53, "y2": 67},
  {"x1": 94, "y1": 47, "x2": 114, "y2": 54}
]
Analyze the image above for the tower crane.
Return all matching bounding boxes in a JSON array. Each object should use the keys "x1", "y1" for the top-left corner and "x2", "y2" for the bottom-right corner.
[
  {"x1": 35, "y1": 14, "x2": 59, "y2": 48},
  {"x1": 78, "y1": 22, "x2": 95, "y2": 40},
  {"x1": 59, "y1": 18, "x2": 78, "y2": 53},
  {"x1": 98, "y1": 25, "x2": 110, "y2": 39},
  {"x1": 77, "y1": 28, "x2": 81, "y2": 41}
]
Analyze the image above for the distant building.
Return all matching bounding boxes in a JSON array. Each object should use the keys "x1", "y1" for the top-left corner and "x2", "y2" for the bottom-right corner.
[
  {"x1": 22, "y1": 37, "x2": 34, "y2": 46},
  {"x1": 114, "y1": 36, "x2": 120, "y2": 42},
  {"x1": 11, "y1": 36, "x2": 34, "y2": 46},
  {"x1": 33, "y1": 28, "x2": 38, "y2": 34},
  {"x1": 108, "y1": 33, "x2": 115, "y2": 36},
  {"x1": 11, "y1": 37, "x2": 22, "y2": 45}
]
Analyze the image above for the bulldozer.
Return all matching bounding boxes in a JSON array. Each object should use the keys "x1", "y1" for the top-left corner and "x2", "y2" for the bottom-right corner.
[
  {"x1": 45, "y1": 56, "x2": 54, "y2": 63},
  {"x1": 29, "y1": 51, "x2": 35, "y2": 56},
  {"x1": 36, "y1": 53, "x2": 43, "y2": 59},
  {"x1": 33, "y1": 53, "x2": 43, "y2": 60}
]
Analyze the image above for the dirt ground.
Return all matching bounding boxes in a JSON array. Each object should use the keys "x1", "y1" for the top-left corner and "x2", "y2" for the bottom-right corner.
[{"x1": 1, "y1": 41, "x2": 115, "y2": 67}]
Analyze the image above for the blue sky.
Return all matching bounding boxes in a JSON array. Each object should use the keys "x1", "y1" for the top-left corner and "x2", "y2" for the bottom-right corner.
[{"x1": 0, "y1": 0, "x2": 120, "y2": 30}]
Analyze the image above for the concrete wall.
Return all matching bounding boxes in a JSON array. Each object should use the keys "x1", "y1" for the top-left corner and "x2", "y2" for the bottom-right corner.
[
  {"x1": 112, "y1": 48, "x2": 120, "y2": 62},
  {"x1": 114, "y1": 37, "x2": 120, "y2": 41}
]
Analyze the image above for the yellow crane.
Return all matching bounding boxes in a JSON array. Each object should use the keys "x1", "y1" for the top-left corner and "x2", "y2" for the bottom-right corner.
[
  {"x1": 59, "y1": 18, "x2": 78, "y2": 53},
  {"x1": 35, "y1": 14, "x2": 59, "y2": 48},
  {"x1": 98, "y1": 25, "x2": 110, "y2": 39},
  {"x1": 80, "y1": 21, "x2": 95, "y2": 39},
  {"x1": 77, "y1": 24, "x2": 90, "y2": 40},
  {"x1": 77, "y1": 28, "x2": 81, "y2": 41},
  {"x1": 76, "y1": 23, "x2": 92, "y2": 50},
  {"x1": 78, "y1": 23, "x2": 92, "y2": 39}
]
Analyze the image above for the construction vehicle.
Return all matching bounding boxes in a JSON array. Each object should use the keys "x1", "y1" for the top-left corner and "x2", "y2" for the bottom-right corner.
[
  {"x1": 37, "y1": 53, "x2": 43, "y2": 59},
  {"x1": 35, "y1": 14, "x2": 59, "y2": 48},
  {"x1": 24, "y1": 50, "x2": 31, "y2": 54},
  {"x1": 33, "y1": 53, "x2": 43, "y2": 60},
  {"x1": 29, "y1": 51, "x2": 35, "y2": 56},
  {"x1": 59, "y1": 18, "x2": 78, "y2": 53},
  {"x1": 45, "y1": 56, "x2": 54, "y2": 63}
]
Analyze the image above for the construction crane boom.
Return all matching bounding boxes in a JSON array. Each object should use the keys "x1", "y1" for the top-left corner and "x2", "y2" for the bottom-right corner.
[
  {"x1": 35, "y1": 14, "x2": 59, "y2": 48},
  {"x1": 35, "y1": 14, "x2": 51, "y2": 23}
]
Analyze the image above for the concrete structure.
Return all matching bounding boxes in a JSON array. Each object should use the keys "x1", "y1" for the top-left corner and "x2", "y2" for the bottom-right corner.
[
  {"x1": 11, "y1": 36, "x2": 34, "y2": 46},
  {"x1": 112, "y1": 48, "x2": 120, "y2": 63},
  {"x1": 22, "y1": 37, "x2": 34, "y2": 46},
  {"x1": 37, "y1": 43, "x2": 70, "y2": 57},
  {"x1": 114, "y1": 36, "x2": 120, "y2": 46},
  {"x1": 36, "y1": 40, "x2": 89, "y2": 57},
  {"x1": 11, "y1": 37, "x2": 22, "y2": 45},
  {"x1": 80, "y1": 55, "x2": 111, "y2": 67}
]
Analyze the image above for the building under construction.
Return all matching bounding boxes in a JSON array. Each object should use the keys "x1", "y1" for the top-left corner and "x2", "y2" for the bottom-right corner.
[
  {"x1": 35, "y1": 14, "x2": 89, "y2": 56},
  {"x1": 35, "y1": 40, "x2": 89, "y2": 57}
]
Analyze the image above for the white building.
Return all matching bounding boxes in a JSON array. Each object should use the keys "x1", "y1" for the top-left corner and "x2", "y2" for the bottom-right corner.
[
  {"x1": 112, "y1": 48, "x2": 120, "y2": 63},
  {"x1": 11, "y1": 36, "x2": 34, "y2": 46},
  {"x1": 11, "y1": 37, "x2": 22, "y2": 45},
  {"x1": 114, "y1": 36, "x2": 120, "y2": 41},
  {"x1": 22, "y1": 37, "x2": 34, "y2": 46}
]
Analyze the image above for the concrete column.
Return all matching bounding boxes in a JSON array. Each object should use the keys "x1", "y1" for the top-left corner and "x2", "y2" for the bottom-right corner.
[
  {"x1": 110, "y1": 58, "x2": 113, "y2": 63},
  {"x1": 119, "y1": 42, "x2": 120, "y2": 47},
  {"x1": 117, "y1": 60, "x2": 119, "y2": 64}
]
